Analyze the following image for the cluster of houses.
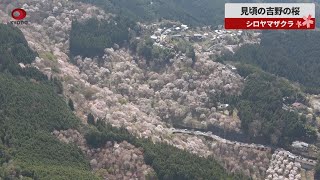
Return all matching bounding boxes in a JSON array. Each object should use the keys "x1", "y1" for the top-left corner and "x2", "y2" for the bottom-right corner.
[
  {"x1": 149, "y1": 24, "x2": 189, "y2": 43},
  {"x1": 211, "y1": 29, "x2": 243, "y2": 41},
  {"x1": 148, "y1": 23, "x2": 244, "y2": 48}
]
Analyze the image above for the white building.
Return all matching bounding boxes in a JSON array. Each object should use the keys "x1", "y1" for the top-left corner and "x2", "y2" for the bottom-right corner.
[
  {"x1": 181, "y1": 24, "x2": 189, "y2": 30},
  {"x1": 155, "y1": 28, "x2": 163, "y2": 34},
  {"x1": 150, "y1": 35, "x2": 158, "y2": 40},
  {"x1": 19, "y1": 63, "x2": 26, "y2": 69},
  {"x1": 193, "y1": 34, "x2": 203, "y2": 38},
  {"x1": 163, "y1": 29, "x2": 172, "y2": 35},
  {"x1": 292, "y1": 141, "x2": 309, "y2": 149}
]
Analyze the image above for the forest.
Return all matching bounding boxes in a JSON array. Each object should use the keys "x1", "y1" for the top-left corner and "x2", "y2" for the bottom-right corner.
[
  {"x1": 316, "y1": 163, "x2": 320, "y2": 180},
  {"x1": 223, "y1": 30, "x2": 320, "y2": 94},
  {"x1": 237, "y1": 66, "x2": 317, "y2": 146},
  {"x1": 73, "y1": 0, "x2": 319, "y2": 27},
  {"x1": 69, "y1": 16, "x2": 137, "y2": 58},
  {"x1": 0, "y1": 74, "x2": 99, "y2": 179},
  {"x1": 85, "y1": 119, "x2": 248, "y2": 180},
  {"x1": 215, "y1": 63, "x2": 317, "y2": 146},
  {"x1": 0, "y1": 24, "x2": 98, "y2": 179},
  {"x1": 70, "y1": 17, "x2": 194, "y2": 71},
  {"x1": 0, "y1": 23, "x2": 246, "y2": 180},
  {"x1": 72, "y1": 0, "x2": 225, "y2": 27},
  {"x1": 130, "y1": 37, "x2": 175, "y2": 70},
  {"x1": 0, "y1": 24, "x2": 37, "y2": 72}
]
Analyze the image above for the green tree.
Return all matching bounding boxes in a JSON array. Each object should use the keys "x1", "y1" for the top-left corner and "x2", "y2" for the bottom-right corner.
[
  {"x1": 68, "y1": 98, "x2": 75, "y2": 111},
  {"x1": 85, "y1": 121, "x2": 248, "y2": 180},
  {"x1": 52, "y1": 77, "x2": 63, "y2": 94},
  {"x1": 0, "y1": 24, "x2": 99, "y2": 179},
  {"x1": 70, "y1": 16, "x2": 137, "y2": 58},
  {"x1": 186, "y1": 45, "x2": 196, "y2": 64},
  {"x1": 73, "y1": 0, "x2": 226, "y2": 27},
  {"x1": 315, "y1": 162, "x2": 320, "y2": 180},
  {"x1": 87, "y1": 113, "x2": 95, "y2": 125},
  {"x1": 225, "y1": 31, "x2": 320, "y2": 93}
]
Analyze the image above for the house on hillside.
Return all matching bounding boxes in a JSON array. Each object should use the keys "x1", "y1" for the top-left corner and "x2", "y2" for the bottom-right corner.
[
  {"x1": 150, "y1": 35, "x2": 158, "y2": 40},
  {"x1": 171, "y1": 34, "x2": 182, "y2": 39},
  {"x1": 226, "y1": 64, "x2": 237, "y2": 71},
  {"x1": 218, "y1": 103, "x2": 229, "y2": 110},
  {"x1": 163, "y1": 29, "x2": 172, "y2": 35},
  {"x1": 181, "y1": 24, "x2": 189, "y2": 30},
  {"x1": 292, "y1": 141, "x2": 309, "y2": 152},
  {"x1": 292, "y1": 102, "x2": 306, "y2": 110},
  {"x1": 191, "y1": 34, "x2": 203, "y2": 41}
]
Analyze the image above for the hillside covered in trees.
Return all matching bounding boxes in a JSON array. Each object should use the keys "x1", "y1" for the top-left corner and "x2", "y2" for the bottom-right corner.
[
  {"x1": 223, "y1": 31, "x2": 320, "y2": 94},
  {"x1": 0, "y1": 24, "x2": 98, "y2": 179},
  {"x1": 236, "y1": 65, "x2": 317, "y2": 146},
  {"x1": 74, "y1": 0, "x2": 320, "y2": 27},
  {"x1": 216, "y1": 63, "x2": 317, "y2": 146},
  {"x1": 70, "y1": 17, "x2": 193, "y2": 71},
  {"x1": 70, "y1": 16, "x2": 137, "y2": 58},
  {"x1": 85, "y1": 120, "x2": 247, "y2": 180},
  {"x1": 72, "y1": 0, "x2": 225, "y2": 27},
  {"x1": 0, "y1": 23, "x2": 247, "y2": 179},
  {"x1": 0, "y1": 74, "x2": 99, "y2": 179},
  {"x1": 0, "y1": 24, "x2": 37, "y2": 73}
]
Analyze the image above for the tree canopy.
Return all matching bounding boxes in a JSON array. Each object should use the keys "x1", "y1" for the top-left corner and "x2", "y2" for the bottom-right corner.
[
  {"x1": 0, "y1": 24, "x2": 98, "y2": 179},
  {"x1": 70, "y1": 16, "x2": 136, "y2": 58},
  {"x1": 230, "y1": 65, "x2": 317, "y2": 146},
  {"x1": 85, "y1": 120, "x2": 248, "y2": 180},
  {"x1": 72, "y1": 0, "x2": 225, "y2": 27},
  {"x1": 224, "y1": 31, "x2": 320, "y2": 94},
  {"x1": 0, "y1": 24, "x2": 37, "y2": 72}
]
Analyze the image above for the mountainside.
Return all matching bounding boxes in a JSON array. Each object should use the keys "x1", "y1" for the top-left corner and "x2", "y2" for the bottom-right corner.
[
  {"x1": 0, "y1": 24, "x2": 98, "y2": 179},
  {"x1": 73, "y1": 0, "x2": 225, "y2": 27},
  {"x1": 74, "y1": 0, "x2": 320, "y2": 27},
  {"x1": 223, "y1": 31, "x2": 320, "y2": 94},
  {"x1": 0, "y1": 22, "x2": 241, "y2": 180},
  {"x1": 1, "y1": 0, "x2": 320, "y2": 179},
  {"x1": 0, "y1": 1, "x2": 245, "y2": 180}
]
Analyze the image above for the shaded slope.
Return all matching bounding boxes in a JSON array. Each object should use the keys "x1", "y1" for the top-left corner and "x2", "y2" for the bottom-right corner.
[
  {"x1": 72, "y1": 0, "x2": 225, "y2": 26},
  {"x1": 0, "y1": 24, "x2": 98, "y2": 179}
]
